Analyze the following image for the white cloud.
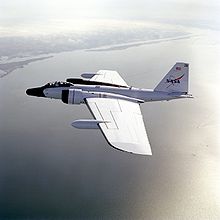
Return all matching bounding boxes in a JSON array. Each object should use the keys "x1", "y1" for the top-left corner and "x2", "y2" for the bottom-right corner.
[{"x1": 0, "y1": 0, "x2": 219, "y2": 35}]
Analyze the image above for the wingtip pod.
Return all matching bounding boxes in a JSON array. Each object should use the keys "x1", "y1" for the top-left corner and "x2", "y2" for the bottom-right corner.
[
  {"x1": 71, "y1": 119, "x2": 109, "y2": 129},
  {"x1": 81, "y1": 72, "x2": 97, "y2": 79}
]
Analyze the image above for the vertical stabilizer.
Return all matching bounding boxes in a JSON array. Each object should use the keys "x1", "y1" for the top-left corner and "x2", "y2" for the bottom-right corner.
[{"x1": 154, "y1": 63, "x2": 189, "y2": 93}]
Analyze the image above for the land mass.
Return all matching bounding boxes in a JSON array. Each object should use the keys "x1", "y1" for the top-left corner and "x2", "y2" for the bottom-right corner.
[{"x1": 0, "y1": 56, "x2": 53, "y2": 78}]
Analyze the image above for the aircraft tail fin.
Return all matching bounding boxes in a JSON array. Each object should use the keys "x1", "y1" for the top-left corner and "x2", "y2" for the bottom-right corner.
[{"x1": 154, "y1": 62, "x2": 189, "y2": 93}]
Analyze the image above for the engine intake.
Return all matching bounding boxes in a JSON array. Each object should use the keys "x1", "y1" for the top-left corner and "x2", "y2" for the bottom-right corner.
[{"x1": 61, "y1": 89, "x2": 84, "y2": 104}]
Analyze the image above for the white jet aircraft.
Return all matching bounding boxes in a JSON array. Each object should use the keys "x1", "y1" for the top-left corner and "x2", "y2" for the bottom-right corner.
[{"x1": 26, "y1": 62, "x2": 192, "y2": 155}]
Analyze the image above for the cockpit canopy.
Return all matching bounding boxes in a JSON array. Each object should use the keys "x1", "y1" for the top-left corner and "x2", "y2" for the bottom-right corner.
[{"x1": 44, "y1": 81, "x2": 73, "y2": 88}]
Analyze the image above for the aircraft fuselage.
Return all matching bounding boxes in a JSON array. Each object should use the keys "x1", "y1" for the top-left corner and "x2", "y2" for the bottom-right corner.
[{"x1": 27, "y1": 83, "x2": 191, "y2": 104}]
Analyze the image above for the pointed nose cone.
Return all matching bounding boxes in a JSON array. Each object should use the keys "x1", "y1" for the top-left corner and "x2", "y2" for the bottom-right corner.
[{"x1": 26, "y1": 87, "x2": 45, "y2": 97}]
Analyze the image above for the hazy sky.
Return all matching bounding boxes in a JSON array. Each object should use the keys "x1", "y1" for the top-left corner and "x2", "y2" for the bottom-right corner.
[{"x1": 0, "y1": 0, "x2": 219, "y2": 27}]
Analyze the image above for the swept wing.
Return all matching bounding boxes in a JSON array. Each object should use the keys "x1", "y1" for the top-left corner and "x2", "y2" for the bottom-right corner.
[
  {"x1": 89, "y1": 70, "x2": 128, "y2": 87},
  {"x1": 86, "y1": 98, "x2": 152, "y2": 155}
]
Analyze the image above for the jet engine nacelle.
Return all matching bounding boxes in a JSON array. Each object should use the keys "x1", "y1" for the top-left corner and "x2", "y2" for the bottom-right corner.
[{"x1": 62, "y1": 89, "x2": 85, "y2": 104}]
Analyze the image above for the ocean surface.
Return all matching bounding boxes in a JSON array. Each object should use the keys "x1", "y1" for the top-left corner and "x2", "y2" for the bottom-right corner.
[{"x1": 0, "y1": 34, "x2": 219, "y2": 219}]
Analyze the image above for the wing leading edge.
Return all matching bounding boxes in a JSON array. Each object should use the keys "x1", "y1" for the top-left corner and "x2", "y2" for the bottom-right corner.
[
  {"x1": 89, "y1": 70, "x2": 129, "y2": 87},
  {"x1": 86, "y1": 98, "x2": 152, "y2": 155}
]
